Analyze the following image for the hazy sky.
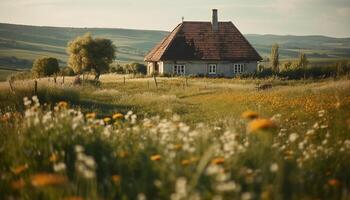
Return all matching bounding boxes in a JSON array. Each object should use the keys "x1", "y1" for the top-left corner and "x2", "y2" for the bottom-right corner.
[{"x1": 0, "y1": 0, "x2": 349, "y2": 37}]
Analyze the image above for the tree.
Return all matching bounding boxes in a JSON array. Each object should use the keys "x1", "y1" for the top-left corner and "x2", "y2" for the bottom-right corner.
[
  {"x1": 282, "y1": 61, "x2": 292, "y2": 71},
  {"x1": 31, "y1": 57, "x2": 59, "y2": 78},
  {"x1": 270, "y1": 44, "x2": 279, "y2": 73},
  {"x1": 296, "y1": 52, "x2": 309, "y2": 79},
  {"x1": 67, "y1": 33, "x2": 116, "y2": 80},
  {"x1": 131, "y1": 63, "x2": 147, "y2": 74}
]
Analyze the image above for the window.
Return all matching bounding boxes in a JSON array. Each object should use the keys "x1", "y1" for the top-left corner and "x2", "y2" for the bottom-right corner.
[
  {"x1": 233, "y1": 64, "x2": 245, "y2": 74},
  {"x1": 208, "y1": 64, "x2": 217, "y2": 74},
  {"x1": 173, "y1": 64, "x2": 185, "y2": 75}
]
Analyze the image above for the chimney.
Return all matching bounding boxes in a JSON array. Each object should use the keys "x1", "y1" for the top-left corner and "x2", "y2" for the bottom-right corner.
[{"x1": 212, "y1": 9, "x2": 218, "y2": 31}]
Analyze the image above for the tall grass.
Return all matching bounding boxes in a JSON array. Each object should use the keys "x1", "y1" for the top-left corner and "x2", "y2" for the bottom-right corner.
[{"x1": 0, "y1": 98, "x2": 349, "y2": 199}]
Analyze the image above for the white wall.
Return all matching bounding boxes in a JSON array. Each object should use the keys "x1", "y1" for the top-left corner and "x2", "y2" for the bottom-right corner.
[{"x1": 152, "y1": 60, "x2": 258, "y2": 77}]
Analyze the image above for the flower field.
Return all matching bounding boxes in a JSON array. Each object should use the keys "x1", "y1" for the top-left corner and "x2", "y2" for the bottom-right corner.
[{"x1": 0, "y1": 76, "x2": 350, "y2": 200}]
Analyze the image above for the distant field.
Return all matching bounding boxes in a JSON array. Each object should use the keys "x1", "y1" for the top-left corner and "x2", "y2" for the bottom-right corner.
[
  {"x1": 0, "y1": 23, "x2": 350, "y2": 70},
  {"x1": 0, "y1": 68, "x2": 18, "y2": 81}
]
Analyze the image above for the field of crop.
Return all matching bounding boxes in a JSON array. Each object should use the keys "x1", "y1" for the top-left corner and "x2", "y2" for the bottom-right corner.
[{"x1": 0, "y1": 75, "x2": 350, "y2": 199}]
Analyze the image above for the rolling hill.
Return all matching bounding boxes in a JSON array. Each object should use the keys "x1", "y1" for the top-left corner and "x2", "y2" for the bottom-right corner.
[{"x1": 0, "y1": 23, "x2": 349, "y2": 70}]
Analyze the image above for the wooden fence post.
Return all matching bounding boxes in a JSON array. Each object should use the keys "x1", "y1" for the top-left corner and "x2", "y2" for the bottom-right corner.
[
  {"x1": 9, "y1": 79, "x2": 15, "y2": 94},
  {"x1": 153, "y1": 75, "x2": 158, "y2": 89},
  {"x1": 34, "y1": 80, "x2": 38, "y2": 95},
  {"x1": 147, "y1": 80, "x2": 150, "y2": 89},
  {"x1": 62, "y1": 75, "x2": 65, "y2": 84},
  {"x1": 123, "y1": 76, "x2": 126, "y2": 85},
  {"x1": 185, "y1": 76, "x2": 188, "y2": 87}
]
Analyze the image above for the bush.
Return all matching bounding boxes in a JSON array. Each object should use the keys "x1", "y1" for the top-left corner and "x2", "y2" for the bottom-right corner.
[
  {"x1": 60, "y1": 66, "x2": 75, "y2": 76},
  {"x1": 32, "y1": 57, "x2": 60, "y2": 78}
]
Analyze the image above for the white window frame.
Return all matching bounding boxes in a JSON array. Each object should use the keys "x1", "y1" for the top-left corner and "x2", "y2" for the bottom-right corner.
[
  {"x1": 233, "y1": 64, "x2": 245, "y2": 74},
  {"x1": 173, "y1": 64, "x2": 186, "y2": 75},
  {"x1": 208, "y1": 64, "x2": 217, "y2": 75}
]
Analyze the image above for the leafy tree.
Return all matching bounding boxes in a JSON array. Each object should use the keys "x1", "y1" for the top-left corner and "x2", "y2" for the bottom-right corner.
[
  {"x1": 296, "y1": 52, "x2": 309, "y2": 79},
  {"x1": 60, "y1": 66, "x2": 75, "y2": 76},
  {"x1": 270, "y1": 44, "x2": 279, "y2": 73},
  {"x1": 67, "y1": 33, "x2": 116, "y2": 80},
  {"x1": 31, "y1": 57, "x2": 59, "y2": 78},
  {"x1": 131, "y1": 63, "x2": 147, "y2": 74}
]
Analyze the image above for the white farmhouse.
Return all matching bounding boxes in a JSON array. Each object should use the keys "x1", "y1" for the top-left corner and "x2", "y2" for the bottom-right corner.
[{"x1": 144, "y1": 9, "x2": 262, "y2": 77}]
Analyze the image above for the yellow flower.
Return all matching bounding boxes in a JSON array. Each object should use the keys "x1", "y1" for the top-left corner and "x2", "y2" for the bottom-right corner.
[
  {"x1": 248, "y1": 118, "x2": 276, "y2": 133},
  {"x1": 118, "y1": 151, "x2": 128, "y2": 158},
  {"x1": 49, "y1": 153, "x2": 58, "y2": 162},
  {"x1": 31, "y1": 173, "x2": 67, "y2": 187},
  {"x1": 150, "y1": 154, "x2": 161, "y2": 161},
  {"x1": 103, "y1": 117, "x2": 111, "y2": 124},
  {"x1": 112, "y1": 113, "x2": 124, "y2": 120},
  {"x1": 11, "y1": 178, "x2": 25, "y2": 190},
  {"x1": 241, "y1": 111, "x2": 259, "y2": 120},
  {"x1": 85, "y1": 112, "x2": 96, "y2": 119},
  {"x1": 111, "y1": 175, "x2": 121, "y2": 184},
  {"x1": 181, "y1": 159, "x2": 191, "y2": 166},
  {"x1": 58, "y1": 101, "x2": 68, "y2": 109},
  {"x1": 11, "y1": 164, "x2": 28, "y2": 175},
  {"x1": 211, "y1": 157, "x2": 225, "y2": 165}
]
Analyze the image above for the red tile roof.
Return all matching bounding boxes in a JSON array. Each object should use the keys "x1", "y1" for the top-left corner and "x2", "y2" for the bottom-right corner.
[{"x1": 145, "y1": 21, "x2": 262, "y2": 62}]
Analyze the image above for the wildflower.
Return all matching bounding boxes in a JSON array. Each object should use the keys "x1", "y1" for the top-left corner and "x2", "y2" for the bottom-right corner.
[
  {"x1": 103, "y1": 117, "x2": 111, "y2": 124},
  {"x1": 85, "y1": 112, "x2": 96, "y2": 119},
  {"x1": 49, "y1": 153, "x2": 58, "y2": 162},
  {"x1": 58, "y1": 101, "x2": 68, "y2": 109},
  {"x1": 211, "y1": 157, "x2": 225, "y2": 165},
  {"x1": 247, "y1": 118, "x2": 276, "y2": 133},
  {"x1": 137, "y1": 193, "x2": 146, "y2": 200},
  {"x1": 31, "y1": 173, "x2": 67, "y2": 187},
  {"x1": 241, "y1": 111, "x2": 259, "y2": 120},
  {"x1": 11, "y1": 164, "x2": 28, "y2": 175},
  {"x1": 111, "y1": 175, "x2": 121, "y2": 184},
  {"x1": 53, "y1": 162, "x2": 66, "y2": 172},
  {"x1": 289, "y1": 133, "x2": 299, "y2": 142},
  {"x1": 112, "y1": 113, "x2": 124, "y2": 120},
  {"x1": 328, "y1": 179, "x2": 340, "y2": 187},
  {"x1": 270, "y1": 163, "x2": 279, "y2": 172},
  {"x1": 118, "y1": 151, "x2": 128, "y2": 158},
  {"x1": 181, "y1": 159, "x2": 191, "y2": 166},
  {"x1": 216, "y1": 181, "x2": 237, "y2": 192},
  {"x1": 11, "y1": 178, "x2": 25, "y2": 190},
  {"x1": 150, "y1": 154, "x2": 161, "y2": 161}
]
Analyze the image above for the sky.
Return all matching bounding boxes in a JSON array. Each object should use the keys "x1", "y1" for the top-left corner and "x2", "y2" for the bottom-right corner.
[{"x1": 0, "y1": 0, "x2": 349, "y2": 37}]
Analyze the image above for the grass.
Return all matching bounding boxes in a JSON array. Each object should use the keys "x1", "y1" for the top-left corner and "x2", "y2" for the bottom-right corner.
[{"x1": 0, "y1": 75, "x2": 350, "y2": 199}]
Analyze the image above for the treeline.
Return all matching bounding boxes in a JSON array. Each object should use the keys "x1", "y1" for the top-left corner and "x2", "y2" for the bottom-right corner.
[
  {"x1": 254, "y1": 44, "x2": 350, "y2": 79},
  {"x1": 7, "y1": 33, "x2": 147, "y2": 81}
]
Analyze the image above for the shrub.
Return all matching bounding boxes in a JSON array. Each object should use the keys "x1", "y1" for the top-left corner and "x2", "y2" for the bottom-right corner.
[
  {"x1": 32, "y1": 57, "x2": 60, "y2": 78},
  {"x1": 60, "y1": 66, "x2": 75, "y2": 76}
]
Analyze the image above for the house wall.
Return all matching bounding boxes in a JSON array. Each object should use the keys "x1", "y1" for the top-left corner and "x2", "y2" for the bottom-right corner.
[{"x1": 150, "y1": 60, "x2": 258, "y2": 77}]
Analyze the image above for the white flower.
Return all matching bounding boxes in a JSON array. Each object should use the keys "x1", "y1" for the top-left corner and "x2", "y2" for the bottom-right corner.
[
  {"x1": 216, "y1": 181, "x2": 237, "y2": 192},
  {"x1": 53, "y1": 162, "x2": 66, "y2": 172},
  {"x1": 289, "y1": 133, "x2": 299, "y2": 142},
  {"x1": 241, "y1": 192, "x2": 253, "y2": 200},
  {"x1": 75, "y1": 145, "x2": 84, "y2": 153},
  {"x1": 270, "y1": 163, "x2": 279, "y2": 172}
]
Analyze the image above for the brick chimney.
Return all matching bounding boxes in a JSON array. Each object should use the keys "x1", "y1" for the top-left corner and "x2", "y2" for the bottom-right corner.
[{"x1": 212, "y1": 9, "x2": 218, "y2": 31}]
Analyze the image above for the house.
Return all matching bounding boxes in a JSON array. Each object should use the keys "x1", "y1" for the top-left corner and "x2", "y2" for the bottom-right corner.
[{"x1": 144, "y1": 9, "x2": 262, "y2": 77}]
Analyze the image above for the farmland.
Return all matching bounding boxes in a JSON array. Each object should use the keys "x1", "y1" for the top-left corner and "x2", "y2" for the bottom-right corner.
[{"x1": 1, "y1": 75, "x2": 349, "y2": 199}]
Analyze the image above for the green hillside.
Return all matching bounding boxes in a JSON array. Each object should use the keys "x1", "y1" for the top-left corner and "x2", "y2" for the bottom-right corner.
[{"x1": 0, "y1": 23, "x2": 349, "y2": 69}]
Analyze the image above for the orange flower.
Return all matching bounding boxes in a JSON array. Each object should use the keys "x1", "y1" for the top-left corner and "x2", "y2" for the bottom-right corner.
[
  {"x1": 49, "y1": 153, "x2": 59, "y2": 162},
  {"x1": 58, "y1": 101, "x2": 68, "y2": 109},
  {"x1": 11, "y1": 164, "x2": 28, "y2": 175},
  {"x1": 31, "y1": 173, "x2": 67, "y2": 187},
  {"x1": 85, "y1": 112, "x2": 96, "y2": 119},
  {"x1": 111, "y1": 175, "x2": 121, "y2": 184},
  {"x1": 150, "y1": 154, "x2": 161, "y2": 161},
  {"x1": 112, "y1": 113, "x2": 124, "y2": 120},
  {"x1": 241, "y1": 111, "x2": 259, "y2": 120},
  {"x1": 328, "y1": 179, "x2": 340, "y2": 187},
  {"x1": 11, "y1": 178, "x2": 25, "y2": 190},
  {"x1": 248, "y1": 118, "x2": 276, "y2": 133},
  {"x1": 211, "y1": 157, "x2": 225, "y2": 165}
]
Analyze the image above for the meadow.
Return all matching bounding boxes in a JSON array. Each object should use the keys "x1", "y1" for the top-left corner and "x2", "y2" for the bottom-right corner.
[{"x1": 0, "y1": 75, "x2": 350, "y2": 200}]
